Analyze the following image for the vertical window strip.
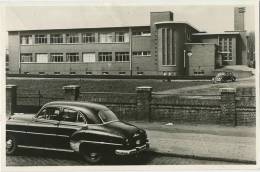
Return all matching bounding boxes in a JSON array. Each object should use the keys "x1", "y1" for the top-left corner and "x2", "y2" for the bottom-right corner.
[{"x1": 162, "y1": 28, "x2": 165, "y2": 65}]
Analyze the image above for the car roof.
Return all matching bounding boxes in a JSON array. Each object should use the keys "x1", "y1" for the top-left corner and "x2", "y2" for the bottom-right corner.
[{"x1": 44, "y1": 101, "x2": 109, "y2": 111}]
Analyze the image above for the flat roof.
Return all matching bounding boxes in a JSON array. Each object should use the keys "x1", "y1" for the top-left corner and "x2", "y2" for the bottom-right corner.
[
  {"x1": 8, "y1": 25, "x2": 150, "y2": 32},
  {"x1": 154, "y1": 21, "x2": 200, "y2": 32},
  {"x1": 192, "y1": 32, "x2": 241, "y2": 36}
]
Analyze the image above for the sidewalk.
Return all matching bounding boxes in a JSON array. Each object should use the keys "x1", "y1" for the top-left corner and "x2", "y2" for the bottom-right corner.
[{"x1": 131, "y1": 121, "x2": 256, "y2": 163}]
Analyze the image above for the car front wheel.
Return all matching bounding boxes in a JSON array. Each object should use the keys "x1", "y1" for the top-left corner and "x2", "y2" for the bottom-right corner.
[
  {"x1": 81, "y1": 151, "x2": 103, "y2": 164},
  {"x1": 6, "y1": 135, "x2": 18, "y2": 155}
]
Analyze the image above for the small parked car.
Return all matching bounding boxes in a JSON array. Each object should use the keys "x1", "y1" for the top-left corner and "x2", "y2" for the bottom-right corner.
[
  {"x1": 6, "y1": 101, "x2": 149, "y2": 164},
  {"x1": 212, "y1": 72, "x2": 236, "y2": 84}
]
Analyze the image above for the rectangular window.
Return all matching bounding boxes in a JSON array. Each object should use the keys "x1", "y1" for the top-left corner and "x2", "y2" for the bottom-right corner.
[
  {"x1": 70, "y1": 72, "x2": 76, "y2": 75},
  {"x1": 119, "y1": 72, "x2": 126, "y2": 75},
  {"x1": 102, "y1": 72, "x2": 109, "y2": 75},
  {"x1": 50, "y1": 34, "x2": 63, "y2": 44},
  {"x1": 21, "y1": 53, "x2": 33, "y2": 62},
  {"x1": 39, "y1": 72, "x2": 45, "y2": 75},
  {"x1": 132, "y1": 31, "x2": 151, "y2": 36},
  {"x1": 36, "y1": 54, "x2": 48, "y2": 63},
  {"x1": 66, "y1": 33, "x2": 79, "y2": 43},
  {"x1": 98, "y1": 52, "x2": 112, "y2": 62},
  {"x1": 115, "y1": 52, "x2": 129, "y2": 62},
  {"x1": 137, "y1": 72, "x2": 143, "y2": 75},
  {"x1": 86, "y1": 72, "x2": 92, "y2": 75},
  {"x1": 115, "y1": 32, "x2": 129, "y2": 42},
  {"x1": 50, "y1": 53, "x2": 63, "y2": 62},
  {"x1": 66, "y1": 53, "x2": 79, "y2": 62},
  {"x1": 54, "y1": 72, "x2": 61, "y2": 75},
  {"x1": 83, "y1": 53, "x2": 96, "y2": 63},
  {"x1": 99, "y1": 33, "x2": 113, "y2": 43},
  {"x1": 20, "y1": 35, "x2": 33, "y2": 45},
  {"x1": 82, "y1": 33, "x2": 95, "y2": 43},
  {"x1": 35, "y1": 34, "x2": 47, "y2": 44},
  {"x1": 133, "y1": 51, "x2": 151, "y2": 56}
]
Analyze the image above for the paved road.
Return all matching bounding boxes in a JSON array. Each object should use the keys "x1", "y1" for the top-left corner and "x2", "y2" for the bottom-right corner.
[{"x1": 6, "y1": 148, "x2": 246, "y2": 166}]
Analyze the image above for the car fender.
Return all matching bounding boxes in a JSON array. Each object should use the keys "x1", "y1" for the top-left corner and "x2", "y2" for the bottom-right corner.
[{"x1": 69, "y1": 129, "x2": 124, "y2": 152}]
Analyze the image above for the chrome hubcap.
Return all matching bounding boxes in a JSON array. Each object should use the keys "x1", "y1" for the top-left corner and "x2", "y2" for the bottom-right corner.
[
  {"x1": 6, "y1": 139, "x2": 13, "y2": 149},
  {"x1": 89, "y1": 152, "x2": 98, "y2": 160}
]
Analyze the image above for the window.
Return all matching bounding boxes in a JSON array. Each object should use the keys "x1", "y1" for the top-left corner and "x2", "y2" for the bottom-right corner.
[
  {"x1": 66, "y1": 53, "x2": 79, "y2": 62},
  {"x1": 21, "y1": 53, "x2": 33, "y2": 62},
  {"x1": 99, "y1": 33, "x2": 113, "y2": 43},
  {"x1": 86, "y1": 72, "x2": 92, "y2": 75},
  {"x1": 20, "y1": 35, "x2": 32, "y2": 45},
  {"x1": 37, "y1": 107, "x2": 60, "y2": 120},
  {"x1": 119, "y1": 72, "x2": 126, "y2": 75},
  {"x1": 82, "y1": 33, "x2": 95, "y2": 43},
  {"x1": 219, "y1": 37, "x2": 233, "y2": 61},
  {"x1": 98, "y1": 52, "x2": 112, "y2": 62},
  {"x1": 83, "y1": 53, "x2": 96, "y2": 63},
  {"x1": 102, "y1": 72, "x2": 109, "y2": 75},
  {"x1": 50, "y1": 53, "x2": 63, "y2": 62},
  {"x1": 137, "y1": 72, "x2": 143, "y2": 75},
  {"x1": 35, "y1": 34, "x2": 47, "y2": 44},
  {"x1": 54, "y1": 72, "x2": 61, "y2": 75},
  {"x1": 132, "y1": 31, "x2": 151, "y2": 36},
  {"x1": 50, "y1": 34, "x2": 63, "y2": 44},
  {"x1": 70, "y1": 72, "x2": 76, "y2": 75},
  {"x1": 61, "y1": 108, "x2": 85, "y2": 123},
  {"x1": 115, "y1": 52, "x2": 129, "y2": 62},
  {"x1": 115, "y1": 32, "x2": 129, "y2": 42},
  {"x1": 66, "y1": 33, "x2": 79, "y2": 43},
  {"x1": 133, "y1": 51, "x2": 151, "y2": 56},
  {"x1": 39, "y1": 72, "x2": 45, "y2": 75},
  {"x1": 36, "y1": 54, "x2": 48, "y2": 63}
]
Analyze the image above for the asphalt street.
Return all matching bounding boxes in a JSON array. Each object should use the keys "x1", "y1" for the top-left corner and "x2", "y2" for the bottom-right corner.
[{"x1": 6, "y1": 148, "x2": 246, "y2": 166}]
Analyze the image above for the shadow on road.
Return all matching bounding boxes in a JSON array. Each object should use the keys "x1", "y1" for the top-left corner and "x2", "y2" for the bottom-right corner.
[{"x1": 7, "y1": 148, "x2": 154, "y2": 166}]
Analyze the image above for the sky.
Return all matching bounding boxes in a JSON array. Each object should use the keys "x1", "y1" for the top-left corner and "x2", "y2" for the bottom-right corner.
[{"x1": 5, "y1": 4, "x2": 255, "y2": 33}]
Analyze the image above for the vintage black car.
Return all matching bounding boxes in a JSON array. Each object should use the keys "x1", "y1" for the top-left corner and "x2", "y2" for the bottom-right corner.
[
  {"x1": 6, "y1": 101, "x2": 149, "y2": 164},
  {"x1": 212, "y1": 72, "x2": 236, "y2": 84}
]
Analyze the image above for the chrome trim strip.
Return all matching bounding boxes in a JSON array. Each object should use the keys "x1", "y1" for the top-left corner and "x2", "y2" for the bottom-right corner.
[
  {"x1": 115, "y1": 143, "x2": 149, "y2": 155},
  {"x1": 18, "y1": 145, "x2": 74, "y2": 152},
  {"x1": 80, "y1": 140, "x2": 123, "y2": 146},
  {"x1": 6, "y1": 130, "x2": 69, "y2": 138},
  {"x1": 6, "y1": 130, "x2": 26, "y2": 134}
]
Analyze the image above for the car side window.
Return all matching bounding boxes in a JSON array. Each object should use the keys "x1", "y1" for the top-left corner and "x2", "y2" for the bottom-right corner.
[
  {"x1": 37, "y1": 107, "x2": 60, "y2": 121},
  {"x1": 61, "y1": 108, "x2": 86, "y2": 124}
]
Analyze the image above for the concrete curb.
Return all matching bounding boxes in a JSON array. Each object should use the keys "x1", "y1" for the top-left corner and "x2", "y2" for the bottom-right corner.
[{"x1": 149, "y1": 150, "x2": 256, "y2": 164}]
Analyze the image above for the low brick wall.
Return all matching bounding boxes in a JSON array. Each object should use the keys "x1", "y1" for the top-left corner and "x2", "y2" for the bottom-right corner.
[
  {"x1": 6, "y1": 85, "x2": 256, "y2": 126},
  {"x1": 151, "y1": 96, "x2": 221, "y2": 124}
]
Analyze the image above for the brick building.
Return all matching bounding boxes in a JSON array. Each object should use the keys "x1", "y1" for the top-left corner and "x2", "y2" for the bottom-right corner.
[{"x1": 7, "y1": 8, "x2": 248, "y2": 76}]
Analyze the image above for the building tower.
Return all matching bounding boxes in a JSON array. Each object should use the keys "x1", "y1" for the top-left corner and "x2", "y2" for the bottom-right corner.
[{"x1": 234, "y1": 7, "x2": 246, "y2": 31}]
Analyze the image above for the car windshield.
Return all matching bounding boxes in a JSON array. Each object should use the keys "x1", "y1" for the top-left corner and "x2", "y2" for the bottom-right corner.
[{"x1": 98, "y1": 110, "x2": 119, "y2": 123}]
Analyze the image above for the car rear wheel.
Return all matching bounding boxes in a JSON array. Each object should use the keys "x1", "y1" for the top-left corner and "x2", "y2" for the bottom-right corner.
[
  {"x1": 81, "y1": 151, "x2": 103, "y2": 164},
  {"x1": 6, "y1": 135, "x2": 18, "y2": 155}
]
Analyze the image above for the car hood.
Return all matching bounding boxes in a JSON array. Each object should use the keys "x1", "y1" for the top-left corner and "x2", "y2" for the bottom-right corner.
[
  {"x1": 89, "y1": 121, "x2": 143, "y2": 138},
  {"x1": 8, "y1": 113, "x2": 35, "y2": 122}
]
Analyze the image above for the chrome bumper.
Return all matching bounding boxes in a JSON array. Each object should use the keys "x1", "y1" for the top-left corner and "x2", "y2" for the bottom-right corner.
[{"x1": 115, "y1": 142, "x2": 149, "y2": 155}]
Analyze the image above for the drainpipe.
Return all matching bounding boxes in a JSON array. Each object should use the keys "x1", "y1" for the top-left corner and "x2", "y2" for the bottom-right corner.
[
  {"x1": 18, "y1": 31, "x2": 21, "y2": 74},
  {"x1": 129, "y1": 27, "x2": 132, "y2": 76}
]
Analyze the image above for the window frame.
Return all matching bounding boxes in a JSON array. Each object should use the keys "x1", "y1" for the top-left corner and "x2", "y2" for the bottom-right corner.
[
  {"x1": 50, "y1": 53, "x2": 64, "y2": 62},
  {"x1": 60, "y1": 108, "x2": 87, "y2": 124},
  {"x1": 82, "y1": 33, "x2": 95, "y2": 43},
  {"x1": 66, "y1": 53, "x2": 80, "y2": 62},
  {"x1": 65, "y1": 33, "x2": 79, "y2": 44},
  {"x1": 21, "y1": 53, "x2": 33, "y2": 63},
  {"x1": 99, "y1": 32, "x2": 113, "y2": 43},
  {"x1": 20, "y1": 35, "x2": 33, "y2": 45},
  {"x1": 98, "y1": 52, "x2": 112, "y2": 62},
  {"x1": 50, "y1": 34, "x2": 63, "y2": 44},
  {"x1": 115, "y1": 52, "x2": 130, "y2": 62},
  {"x1": 35, "y1": 34, "x2": 48, "y2": 44}
]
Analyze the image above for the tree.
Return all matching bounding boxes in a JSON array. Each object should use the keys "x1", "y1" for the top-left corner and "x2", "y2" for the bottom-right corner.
[{"x1": 247, "y1": 31, "x2": 255, "y2": 68}]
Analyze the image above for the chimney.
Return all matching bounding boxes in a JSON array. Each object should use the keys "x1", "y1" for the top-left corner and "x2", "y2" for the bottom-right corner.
[{"x1": 234, "y1": 7, "x2": 245, "y2": 31}]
